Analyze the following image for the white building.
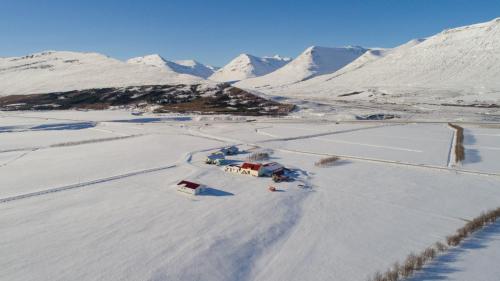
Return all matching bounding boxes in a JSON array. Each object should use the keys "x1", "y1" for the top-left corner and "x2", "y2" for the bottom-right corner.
[
  {"x1": 224, "y1": 163, "x2": 263, "y2": 177},
  {"x1": 176, "y1": 180, "x2": 205, "y2": 195}
]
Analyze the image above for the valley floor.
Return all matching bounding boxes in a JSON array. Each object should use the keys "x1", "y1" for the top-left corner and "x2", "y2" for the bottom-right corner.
[{"x1": 1, "y1": 110, "x2": 499, "y2": 281}]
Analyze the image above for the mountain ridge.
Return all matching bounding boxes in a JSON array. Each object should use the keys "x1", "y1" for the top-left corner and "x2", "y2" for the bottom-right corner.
[
  {"x1": 235, "y1": 45, "x2": 368, "y2": 90},
  {"x1": 209, "y1": 53, "x2": 291, "y2": 82}
]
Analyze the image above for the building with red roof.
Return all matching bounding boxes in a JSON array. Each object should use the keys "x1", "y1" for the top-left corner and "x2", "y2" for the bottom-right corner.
[
  {"x1": 176, "y1": 180, "x2": 205, "y2": 195},
  {"x1": 224, "y1": 162, "x2": 264, "y2": 177}
]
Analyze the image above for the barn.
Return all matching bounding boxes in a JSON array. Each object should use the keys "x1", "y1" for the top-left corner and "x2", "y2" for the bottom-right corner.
[
  {"x1": 176, "y1": 180, "x2": 205, "y2": 195},
  {"x1": 241, "y1": 162, "x2": 263, "y2": 177}
]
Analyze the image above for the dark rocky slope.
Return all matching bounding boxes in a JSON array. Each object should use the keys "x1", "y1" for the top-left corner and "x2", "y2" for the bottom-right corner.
[{"x1": 0, "y1": 84, "x2": 294, "y2": 116}]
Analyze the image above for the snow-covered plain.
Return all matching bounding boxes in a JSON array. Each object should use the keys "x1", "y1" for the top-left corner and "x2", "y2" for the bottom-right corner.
[{"x1": 1, "y1": 110, "x2": 499, "y2": 281}]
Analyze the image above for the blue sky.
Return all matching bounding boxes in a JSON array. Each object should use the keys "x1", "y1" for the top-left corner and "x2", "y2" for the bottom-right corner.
[{"x1": 1, "y1": 0, "x2": 499, "y2": 66}]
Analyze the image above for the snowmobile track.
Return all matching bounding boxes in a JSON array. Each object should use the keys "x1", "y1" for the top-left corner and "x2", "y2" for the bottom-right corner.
[{"x1": 0, "y1": 164, "x2": 176, "y2": 204}]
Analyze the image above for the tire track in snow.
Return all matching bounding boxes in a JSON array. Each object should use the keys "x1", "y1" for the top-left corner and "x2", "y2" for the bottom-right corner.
[
  {"x1": 257, "y1": 124, "x2": 401, "y2": 143},
  {"x1": 276, "y1": 147, "x2": 500, "y2": 178},
  {"x1": 184, "y1": 124, "x2": 499, "y2": 177},
  {"x1": 0, "y1": 134, "x2": 143, "y2": 155},
  {"x1": 0, "y1": 164, "x2": 176, "y2": 204},
  {"x1": 314, "y1": 137, "x2": 423, "y2": 152},
  {"x1": 0, "y1": 148, "x2": 39, "y2": 168}
]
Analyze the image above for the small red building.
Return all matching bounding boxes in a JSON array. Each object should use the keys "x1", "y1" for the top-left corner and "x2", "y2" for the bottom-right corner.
[
  {"x1": 241, "y1": 163, "x2": 263, "y2": 176},
  {"x1": 176, "y1": 180, "x2": 205, "y2": 195},
  {"x1": 224, "y1": 162, "x2": 263, "y2": 177}
]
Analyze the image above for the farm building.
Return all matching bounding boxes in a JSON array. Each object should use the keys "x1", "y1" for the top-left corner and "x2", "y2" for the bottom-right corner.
[
  {"x1": 224, "y1": 164, "x2": 242, "y2": 174},
  {"x1": 262, "y1": 162, "x2": 285, "y2": 176},
  {"x1": 206, "y1": 152, "x2": 225, "y2": 165},
  {"x1": 176, "y1": 180, "x2": 205, "y2": 195},
  {"x1": 221, "y1": 146, "x2": 239, "y2": 155},
  {"x1": 224, "y1": 162, "x2": 264, "y2": 177},
  {"x1": 241, "y1": 162, "x2": 264, "y2": 176}
]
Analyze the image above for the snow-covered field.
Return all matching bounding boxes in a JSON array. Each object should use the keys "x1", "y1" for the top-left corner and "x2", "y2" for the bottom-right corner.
[{"x1": 1, "y1": 110, "x2": 499, "y2": 281}]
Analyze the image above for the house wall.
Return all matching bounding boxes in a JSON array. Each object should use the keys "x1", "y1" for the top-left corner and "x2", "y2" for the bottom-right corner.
[
  {"x1": 241, "y1": 168, "x2": 261, "y2": 177},
  {"x1": 177, "y1": 185, "x2": 204, "y2": 195},
  {"x1": 177, "y1": 186, "x2": 196, "y2": 195},
  {"x1": 224, "y1": 166, "x2": 261, "y2": 177}
]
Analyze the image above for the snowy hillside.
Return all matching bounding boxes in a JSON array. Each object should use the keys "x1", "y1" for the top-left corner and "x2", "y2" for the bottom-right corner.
[
  {"x1": 209, "y1": 54, "x2": 291, "y2": 82},
  {"x1": 235, "y1": 46, "x2": 367, "y2": 89},
  {"x1": 331, "y1": 39, "x2": 424, "y2": 76},
  {"x1": 279, "y1": 18, "x2": 500, "y2": 104},
  {"x1": 277, "y1": 40, "x2": 424, "y2": 93},
  {"x1": 127, "y1": 54, "x2": 216, "y2": 78},
  {"x1": 0, "y1": 51, "x2": 203, "y2": 96}
]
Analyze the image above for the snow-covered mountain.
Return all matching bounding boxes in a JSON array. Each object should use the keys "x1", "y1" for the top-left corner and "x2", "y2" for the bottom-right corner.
[
  {"x1": 0, "y1": 51, "x2": 204, "y2": 96},
  {"x1": 281, "y1": 40, "x2": 424, "y2": 91},
  {"x1": 127, "y1": 54, "x2": 216, "y2": 79},
  {"x1": 175, "y1": 60, "x2": 219, "y2": 78},
  {"x1": 235, "y1": 46, "x2": 367, "y2": 89},
  {"x1": 209, "y1": 54, "x2": 291, "y2": 82},
  {"x1": 276, "y1": 18, "x2": 500, "y2": 104}
]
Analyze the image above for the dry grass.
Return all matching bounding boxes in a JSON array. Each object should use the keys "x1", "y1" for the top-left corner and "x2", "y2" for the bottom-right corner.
[
  {"x1": 367, "y1": 207, "x2": 500, "y2": 281},
  {"x1": 479, "y1": 124, "x2": 500, "y2": 129},
  {"x1": 246, "y1": 152, "x2": 270, "y2": 162},
  {"x1": 446, "y1": 207, "x2": 500, "y2": 247},
  {"x1": 448, "y1": 123, "x2": 465, "y2": 162},
  {"x1": 314, "y1": 156, "x2": 340, "y2": 167}
]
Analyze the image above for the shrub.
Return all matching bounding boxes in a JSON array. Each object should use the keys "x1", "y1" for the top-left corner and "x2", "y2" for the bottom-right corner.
[
  {"x1": 385, "y1": 264, "x2": 399, "y2": 281},
  {"x1": 422, "y1": 247, "x2": 436, "y2": 260},
  {"x1": 446, "y1": 234, "x2": 461, "y2": 246},
  {"x1": 246, "y1": 152, "x2": 270, "y2": 162},
  {"x1": 448, "y1": 123, "x2": 465, "y2": 162},
  {"x1": 435, "y1": 241, "x2": 447, "y2": 252},
  {"x1": 314, "y1": 156, "x2": 340, "y2": 167}
]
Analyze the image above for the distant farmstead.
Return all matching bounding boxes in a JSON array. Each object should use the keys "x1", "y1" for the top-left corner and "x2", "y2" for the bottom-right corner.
[{"x1": 176, "y1": 180, "x2": 205, "y2": 195}]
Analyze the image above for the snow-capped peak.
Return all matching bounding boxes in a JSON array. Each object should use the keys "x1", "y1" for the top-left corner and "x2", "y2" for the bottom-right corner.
[
  {"x1": 209, "y1": 53, "x2": 292, "y2": 82},
  {"x1": 175, "y1": 59, "x2": 202, "y2": 67},
  {"x1": 235, "y1": 45, "x2": 368, "y2": 89},
  {"x1": 127, "y1": 54, "x2": 168, "y2": 68},
  {"x1": 127, "y1": 55, "x2": 216, "y2": 79},
  {"x1": 264, "y1": 55, "x2": 292, "y2": 61}
]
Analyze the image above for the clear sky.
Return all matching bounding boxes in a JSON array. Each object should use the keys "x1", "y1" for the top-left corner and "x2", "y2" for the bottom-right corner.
[{"x1": 1, "y1": 0, "x2": 499, "y2": 66}]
